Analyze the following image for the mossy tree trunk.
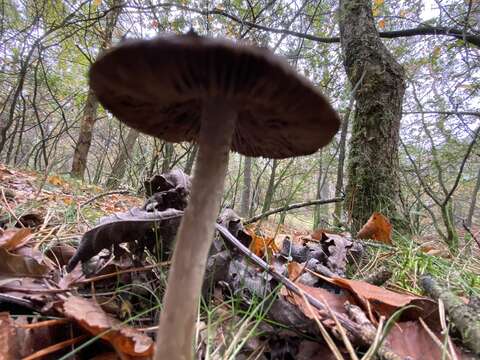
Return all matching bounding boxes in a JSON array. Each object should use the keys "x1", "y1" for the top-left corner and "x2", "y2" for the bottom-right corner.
[{"x1": 339, "y1": 0, "x2": 406, "y2": 232}]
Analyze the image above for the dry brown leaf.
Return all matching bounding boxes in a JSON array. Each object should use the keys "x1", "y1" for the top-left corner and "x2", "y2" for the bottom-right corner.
[
  {"x1": 62, "y1": 296, "x2": 154, "y2": 357},
  {"x1": 324, "y1": 277, "x2": 437, "y2": 319},
  {"x1": 0, "y1": 248, "x2": 49, "y2": 277},
  {"x1": 44, "y1": 244, "x2": 76, "y2": 267},
  {"x1": 0, "y1": 312, "x2": 19, "y2": 360},
  {"x1": 287, "y1": 261, "x2": 304, "y2": 281},
  {"x1": 281, "y1": 283, "x2": 356, "y2": 325},
  {"x1": 0, "y1": 228, "x2": 32, "y2": 250},
  {"x1": 245, "y1": 228, "x2": 279, "y2": 257},
  {"x1": 356, "y1": 212, "x2": 392, "y2": 244},
  {"x1": 47, "y1": 175, "x2": 65, "y2": 187},
  {"x1": 387, "y1": 321, "x2": 467, "y2": 359}
]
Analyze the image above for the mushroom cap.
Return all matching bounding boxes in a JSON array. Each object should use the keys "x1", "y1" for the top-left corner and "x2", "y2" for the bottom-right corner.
[{"x1": 89, "y1": 33, "x2": 340, "y2": 158}]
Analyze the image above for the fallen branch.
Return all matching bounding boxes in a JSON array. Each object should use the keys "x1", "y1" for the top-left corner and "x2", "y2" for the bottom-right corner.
[
  {"x1": 421, "y1": 275, "x2": 480, "y2": 355},
  {"x1": 244, "y1": 197, "x2": 343, "y2": 224},
  {"x1": 462, "y1": 220, "x2": 480, "y2": 250},
  {"x1": 215, "y1": 223, "x2": 404, "y2": 359},
  {"x1": 80, "y1": 189, "x2": 132, "y2": 208}
]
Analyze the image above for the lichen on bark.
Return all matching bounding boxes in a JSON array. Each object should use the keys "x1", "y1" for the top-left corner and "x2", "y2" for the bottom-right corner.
[{"x1": 339, "y1": 0, "x2": 406, "y2": 232}]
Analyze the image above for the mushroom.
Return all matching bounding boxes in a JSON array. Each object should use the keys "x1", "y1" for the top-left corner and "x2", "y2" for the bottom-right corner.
[{"x1": 89, "y1": 33, "x2": 340, "y2": 360}]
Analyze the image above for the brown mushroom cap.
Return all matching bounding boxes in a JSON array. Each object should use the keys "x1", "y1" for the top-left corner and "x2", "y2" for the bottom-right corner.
[{"x1": 89, "y1": 33, "x2": 340, "y2": 158}]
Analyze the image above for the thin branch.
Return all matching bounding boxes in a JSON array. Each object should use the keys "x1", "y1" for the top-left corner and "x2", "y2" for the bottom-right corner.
[
  {"x1": 403, "y1": 111, "x2": 480, "y2": 118},
  {"x1": 245, "y1": 197, "x2": 343, "y2": 224},
  {"x1": 124, "y1": 4, "x2": 480, "y2": 47},
  {"x1": 80, "y1": 189, "x2": 132, "y2": 208}
]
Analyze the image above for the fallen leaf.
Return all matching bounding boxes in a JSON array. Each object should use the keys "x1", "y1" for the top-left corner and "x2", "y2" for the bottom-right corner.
[
  {"x1": 378, "y1": 19, "x2": 386, "y2": 29},
  {"x1": 0, "y1": 248, "x2": 49, "y2": 277},
  {"x1": 287, "y1": 261, "x2": 304, "y2": 281},
  {"x1": 245, "y1": 228, "x2": 279, "y2": 258},
  {"x1": 44, "y1": 244, "x2": 76, "y2": 267},
  {"x1": 58, "y1": 263, "x2": 84, "y2": 289},
  {"x1": 66, "y1": 207, "x2": 183, "y2": 271},
  {"x1": 47, "y1": 175, "x2": 64, "y2": 187},
  {"x1": 281, "y1": 283, "x2": 355, "y2": 326},
  {"x1": 62, "y1": 296, "x2": 154, "y2": 356},
  {"x1": 0, "y1": 313, "x2": 19, "y2": 359},
  {"x1": 324, "y1": 276, "x2": 437, "y2": 320},
  {"x1": 356, "y1": 212, "x2": 392, "y2": 244},
  {"x1": 387, "y1": 321, "x2": 467, "y2": 359},
  {"x1": 0, "y1": 228, "x2": 32, "y2": 250}
]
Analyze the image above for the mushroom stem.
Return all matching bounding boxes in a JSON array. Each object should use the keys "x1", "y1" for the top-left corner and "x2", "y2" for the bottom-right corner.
[{"x1": 155, "y1": 98, "x2": 237, "y2": 360}]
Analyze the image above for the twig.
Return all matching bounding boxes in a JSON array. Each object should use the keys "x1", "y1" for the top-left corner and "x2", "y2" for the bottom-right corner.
[
  {"x1": 215, "y1": 224, "x2": 406, "y2": 359},
  {"x1": 17, "y1": 318, "x2": 71, "y2": 329},
  {"x1": 244, "y1": 197, "x2": 343, "y2": 224},
  {"x1": 73, "y1": 261, "x2": 170, "y2": 285},
  {"x1": 0, "y1": 187, "x2": 24, "y2": 227},
  {"x1": 462, "y1": 219, "x2": 480, "y2": 250},
  {"x1": 215, "y1": 224, "x2": 359, "y2": 334},
  {"x1": 23, "y1": 335, "x2": 87, "y2": 360},
  {"x1": 80, "y1": 189, "x2": 132, "y2": 208}
]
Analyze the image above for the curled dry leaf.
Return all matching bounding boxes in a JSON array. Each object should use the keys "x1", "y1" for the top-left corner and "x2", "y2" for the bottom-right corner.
[
  {"x1": 324, "y1": 276, "x2": 437, "y2": 320},
  {"x1": 62, "y1": 296, "x2": 154, "y2": 357},
  {"x1": 0, "y1": 248, "x2": 49, "y2": 277},
  {"x1": 244, "y1": 228, "x2": 279, "y2": 258},
  {"x1": 66, "y1": 207, "x2": 183, "y2": 272},
  {"x1": 356, "y1": 212, "x2": 392, "y2": 244},
  {"x1": 0, "y1": 228, "x2": 32, "y2": 250},
  {"x1": 281, "y1": 282, "x2": 356, "y2": 327}
]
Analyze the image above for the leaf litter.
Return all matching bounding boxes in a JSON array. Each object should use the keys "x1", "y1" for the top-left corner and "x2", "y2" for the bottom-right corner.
[{"x1": 0, "y1": 164, "x2": 476, "y2": 359}]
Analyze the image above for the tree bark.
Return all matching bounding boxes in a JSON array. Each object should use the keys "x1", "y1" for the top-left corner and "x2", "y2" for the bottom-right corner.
[
  {"x1": 466, "y1": 165, "x2": 480, "y2": 228},
  {"x1": 70, "y1": 0, "x2": 122, "y2": 179},
  {"x1": 313, "y1": 150, "x2": 324, "y2": 229},
  {"x1": 339, "y1": 0, "x2": 406, "y2": 232},
  {"x1": 262, "y1": 159, "x2": 278, "y2": 213},
  {"x1": 161, "y1": 142, "x2": 174, "y2": 173},
  {"x1": 240, "y1": 156, "x2": 252, "y2": 217},
  {"x1": 105, "y1": 127, "x2": 140, "y2": 189},
  {"x1": 334, "y1": 106, "x2": 352, "y2": 226},
  {"x1": 71, "y1": 89, "x2": 99, "y2": 179},
  {"x1": 184, "y1": 144, "x2": 198, "y2": 175}
]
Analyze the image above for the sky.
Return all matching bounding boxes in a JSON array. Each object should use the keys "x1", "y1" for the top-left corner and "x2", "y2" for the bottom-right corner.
[{"x1": 421, "y1": 0, "x2": 440, "y2": 20}]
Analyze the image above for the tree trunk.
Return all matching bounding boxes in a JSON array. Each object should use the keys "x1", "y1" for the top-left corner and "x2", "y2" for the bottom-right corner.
[
  {"x1": 262, "y1": 159, "x2": 278, "y2": 213},
  {"x1": 441, "y1": 199, "x2": 459, "y2": 251},
  {"x1": 161, "y1": 142, "x2": 174, "y2": 173},
  {"x1": 71, "y1": 89, "x2": 99, "y2": 179},
  {"x1": 240, "y1": 156, "x2": 252, "y2": 217},
  {"x1": 466, "y1": 165, "x2": 480, "y2": 228},
  {"x1": 339, "y1": 0, "x2": 406, "y2": 232},
  {"x1": 334, "y1": 106, "x2": 352, "y2": 226},
  {"x1": 184, "y1": 144, "x2": 198, "y2": 175},
  {"x1": 105, "y1": 127, "x2": 139, "y2": 189},
  {"x1": 313, "y1": 150, "x2": 324, "y2": 229},
  {"x1": 70, "y1": 0, "x2": 122, "y2": 179}
]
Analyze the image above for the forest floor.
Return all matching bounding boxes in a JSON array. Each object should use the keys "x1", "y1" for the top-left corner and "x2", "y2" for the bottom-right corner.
[{"x1": 1, "y1": 163, "x2": 479, "y2": 359}]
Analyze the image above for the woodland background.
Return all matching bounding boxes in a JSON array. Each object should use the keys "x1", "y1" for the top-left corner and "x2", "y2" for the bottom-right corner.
[{"x1": 1, "y1": 0, "x2": 480, "y2": 253}]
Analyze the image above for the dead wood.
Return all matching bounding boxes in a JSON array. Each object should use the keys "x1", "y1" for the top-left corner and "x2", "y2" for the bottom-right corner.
[
  {"x1": 244, "y1": 197, "x2": 343, "y2": 224},
  {"x1": 421, "y1": 275, "x2": 480, "y2": 355}
]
